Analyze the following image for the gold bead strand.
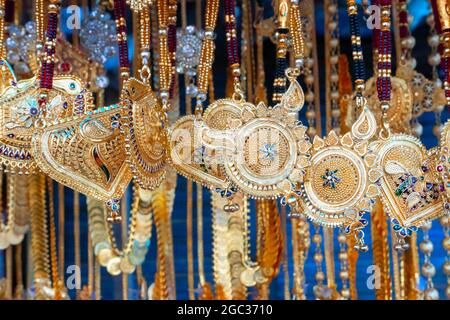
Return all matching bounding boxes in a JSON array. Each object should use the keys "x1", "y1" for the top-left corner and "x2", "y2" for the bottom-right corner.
[{"x1": 194, "y1": 0, "x2": 220, "y2": 116}]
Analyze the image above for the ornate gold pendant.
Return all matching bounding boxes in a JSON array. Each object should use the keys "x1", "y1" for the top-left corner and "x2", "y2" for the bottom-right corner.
[
  {"x1": 170, "y1": 72, "x2": 310, "y2": 200},
  {"x1": 396, "y1": 63, "x2": 446, "y2": 117},
  {"x1": 32, "y1": 103, "x2": 131, "y2": 202},
  {"x1": 300, "y1": 104, "x2": 381, "y2": 229},
  {"x1": 369, "y1": 134, "x2": 444, "y2": 236},
  {"x1": 344, "y1": 76, "x2": 413, "y2": 134},
  {"x1": 0, "y1": 74, "x2": 93, "y2": 173},
  {"x1": 120, "y1": 78, "x2": 167, "y2": 190},
  {"x1": 439, "y1": 120, "x2": 450, "y2": 209},
  {"x1": 0, "y1": 58, "x2": 15, "y2": 94},
  {"x1": 23, "y1": 37, "x2": 104, "y2": 92},
  {"x1": 169, "y1": 114, "x2": 230, "y2": 190}
]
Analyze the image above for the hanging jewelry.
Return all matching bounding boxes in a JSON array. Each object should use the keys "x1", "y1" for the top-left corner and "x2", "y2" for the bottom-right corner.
[{"x1": 368, "y1": 0, "x2": 444, "y2": 247}]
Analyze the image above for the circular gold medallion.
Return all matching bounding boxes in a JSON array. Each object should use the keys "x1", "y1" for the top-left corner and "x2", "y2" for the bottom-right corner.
[{"x1": 301, "y1": 108, "x2": 381, "y2": 227}]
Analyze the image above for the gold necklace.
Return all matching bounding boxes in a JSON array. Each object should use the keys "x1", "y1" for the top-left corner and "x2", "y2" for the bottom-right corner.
[
  {"x1": 367, "y1": 1, "x2": 444, "y2": 248},
  {"x1": 299, "y1": 1, "x2": 381, "y2": 251}
]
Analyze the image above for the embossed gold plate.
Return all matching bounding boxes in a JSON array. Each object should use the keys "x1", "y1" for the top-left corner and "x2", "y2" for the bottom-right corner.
[
  {"x1": 369, "y1": 134, "x2": 444, "y2": 230},
  {"x1": 121, "y1": 78, "x2": 167, "y2": 190},
  {"x1": 301, "y1": 106, "x2": 381, "y2": 227},
  {"x1": 0, "y1": 74, "x2": 93, "y2": 173},
  {"x1": 32, "y1": 104, "x2": 132, "y2": 201}
]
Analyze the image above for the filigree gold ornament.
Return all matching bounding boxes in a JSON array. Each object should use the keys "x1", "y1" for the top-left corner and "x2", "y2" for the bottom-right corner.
[
  {"x1": 126, "y1": 0, "x2": 152, "y2": 13},
  {"x1": 120, "y1": 78, "x2": 167, "y2": 190},
  {"x1": 0, "y1": 75, "x2": 93, "y2": 173},
  {"x1": 0, "y1": 58, "x2": 15, "y2": 94},
  {"x1": 32, "y1": 102, "x2": 131, "y2": 221},
  {"x1": 344, "y1": 76, "x2": 413, "y2": 134},
  {"x1": 368, "y1": 135, "x2": 444, "y2": 237},
  {"x1": 438, "y1": 120, "x2": 450, "y2": 210},
  {"x1": 181, "y1": 70, "x2": 310, "y2": 199},
  {"x1": 300, "y1": 101, "x2": 381, "y2": 235},
  {"x1": 396, "y1": 61, "x2": 446, "y2": 119},
  {"x1": 169, "y1": 114, "x2": 230, "y2": 190}
]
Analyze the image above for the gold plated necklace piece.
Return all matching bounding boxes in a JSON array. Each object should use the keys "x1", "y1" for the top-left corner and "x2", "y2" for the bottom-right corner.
[
  {"x1": 368, "y1": 0, "x2": 444, "y2": 246},
  {"x1": 299, "y1": 0, "x2": 381, "y2": 251}
]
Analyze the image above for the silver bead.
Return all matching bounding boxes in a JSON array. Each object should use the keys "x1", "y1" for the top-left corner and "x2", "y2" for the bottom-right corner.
[
  {"x1": 315, "y1": 271, "x2": 325, "y2": 282},
  {"x1": 338, "y1": 252, "x2": 348, "y2": 260},
  {"x1": 428, "y1": 34, "x2": 440, "y2": 47},
  {"x1": 339, "y1": 270, "x2": 349, "y2": 280},
  {"x1": 413, "y1": 122, "x2": 423, "y2": 137},
  {"x1": 295, "y1": 58, "x2": 304, "y2": 69},
  {"x1": 442, "y1": 236, "x2": 450, "y2": 251},
  {"x1": 443, "y1": 261, "x2": 450, "y2": 276},
  {"x1": 419, "y1": 240, "x2": 434, "y2": 254},
  {"x1": 421, "y1": 220, "x2": 433, "y2": 231},
  {"x1": 313, "y1": 234, "x2": 322, "y2": 244},
  {"x1": 421, "y1": 262, "x2": 436, "y2": 278},
  {"x1": 423, "y1": 288, "x2": 439, "y2": 300},
  {"x1": 313, "y1": 253, "x2": 323, "y2": 263},
  {"x1": 428, "y1": 53, "x2": 441, "y2": 66},
  {"x1": 305, "y1": 75, "x2": 314, "y2": 85}
]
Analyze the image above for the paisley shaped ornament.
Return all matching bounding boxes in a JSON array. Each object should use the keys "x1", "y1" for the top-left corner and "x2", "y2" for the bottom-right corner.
[
  {"x1": 120, "y1": 78, "x2": 167, "y2": 190},
  {"x1": 0, "y1": 74, "x2": 93, "y2": 173}
]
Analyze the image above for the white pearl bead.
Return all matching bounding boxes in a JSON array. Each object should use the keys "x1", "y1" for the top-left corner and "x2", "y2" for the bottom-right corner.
[
  {"x1": 421, "y1": 263, "x2": 436, "y2": 278},
  {"x1": 428, "y1": 53, "x2": 441, "y2": 66},
  {"x1": 428, "y1": 34, "x2": 440, "y2": 47},
  {"x1": 424, "y1": 288, "x2": 439, "y2": 300},
  {"x1": 413, "y1": 122, "x2": 423, "y2": 137}
]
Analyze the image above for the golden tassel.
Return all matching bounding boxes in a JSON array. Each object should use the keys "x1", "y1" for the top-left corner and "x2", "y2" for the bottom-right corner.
[
  {"x1": 150, "y1": 171, "x2": 177, "y2": 300},
  {"x1": 371, "y1": 199, "x2": 392, "y2": 300},
  {"x1": 29, "y1": 173, "x2": 50, "y2": 300}
]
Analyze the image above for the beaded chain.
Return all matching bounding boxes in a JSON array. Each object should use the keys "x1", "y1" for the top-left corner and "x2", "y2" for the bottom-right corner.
[
  {"x1": 324, "y1": 0, "x2": 341, "y2": 132},
  {"x1": 440, "y1": 215, "x2": 450, "y2": 299},
  {"x1": 289, "y1": 0, "x2": 306, "y2": 69},
  {"x1": 419, "y1": 221, "x2": 439, "y2": 299},
  {"x1": 167, "y1": 0, "x2": 177, "y2": 98},
  {"x1": 138, "y1": 4, "x2": 152, "y2": 83},
  {"x1": 425, "y1": 6, "x2": 443, "y2": 139},
  {"x1": 431, "y1": 0, "x2": 450, "y2": 111},
  {"x1": 375, "y1": 0, "x2": 393, "y2": 137},
  {"x1": 337, "y1": 230, "x2": 350, "y2": 299},
  {"x1": 194, "y1": 0, "x2": 220, "y2": 115},
  {"x1": 156, "y1": 0, "x2": 170, "y2": 96},
  {"x1": 0, "y1": 0, "x2": 5, "y2": 59},
  {"x1": 302, "y1": 0, "x2": 322, "y2": 137},
  {"x1": 224, "y1": 0, "x2": 241, "y2": 96},
  {"x1": 39, "y1": 0, "x2": 61, "y2": 91},
  {"x1": 113, "y1": 0, "x2": 130, "y2": 81},
  {"x1": 346, "y1": 0, "x2": 366, "y2": 93},
  {"x1": 272, "y1": 0, "x2": 289, "y2": 103},
  {"x1": 395, "y1": 0, "x2": 415, "y2": 63}
]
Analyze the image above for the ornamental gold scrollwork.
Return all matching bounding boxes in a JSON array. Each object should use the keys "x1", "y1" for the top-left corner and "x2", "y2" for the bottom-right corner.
[
  {"x1": 438, "y1": 120, "x2": 450, "y2": 209},
  {"x1": 32, "y1": 103, "x2": 132, "y2": 202},
  {"x1": 170, "y1": 73, "x2": 310, "y2": 200},
  {"x1": 0, "y1": 73, "x2": 93, "y2": 173},
  {"x1": 369, "y1": 134, "x2": 444, "y2": 236},
  {"x1": 121, "y1": 78, "x2": 167, "y2": 190},
  {"x1": 300, "y1": 104, "x2": 381, "y2": 230},
  {"x1": 344, "y1": 76, "x2": 413, "y2": 134}
]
